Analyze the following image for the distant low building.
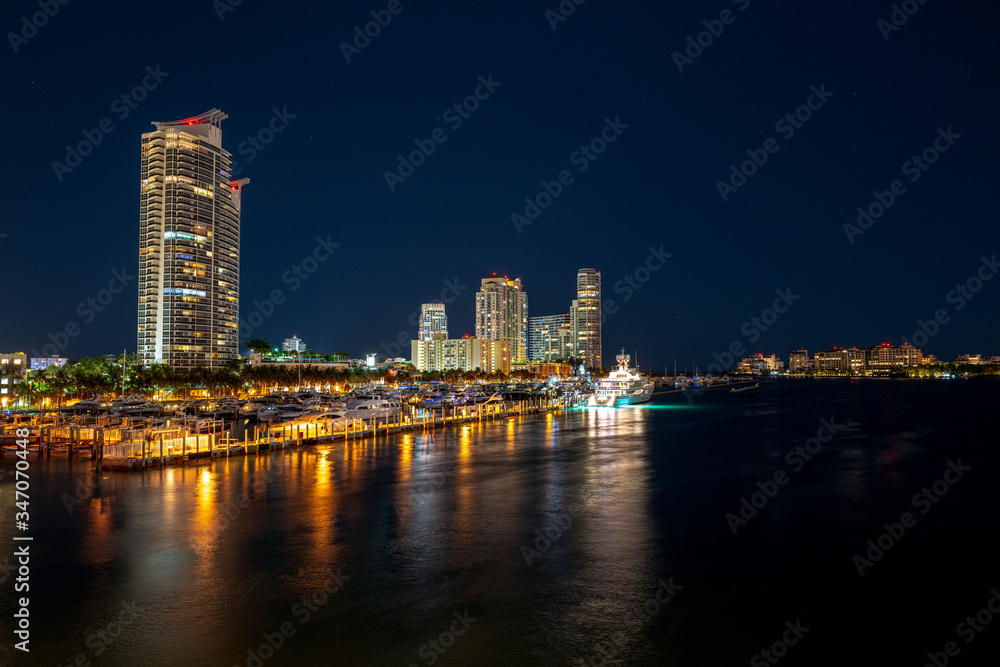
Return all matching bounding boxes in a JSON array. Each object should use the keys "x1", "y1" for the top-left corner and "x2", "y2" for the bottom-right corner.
[
  {"x1": 248, "y1": 353, "x2": 349, "y2": 371},
  {"x1": 737, "y1": 353, "x2": 784, "y2": 374},
  {"x1": 30, "y1": 357, "x2": 68, "y2": 370},
  {"x1": 954, "y1": 354, "x2": 981, "y2": 365},
  {"x1": 815, "y1": 348, "x2": 862, "y2": 373},
  {"x1": 789, "y1": 349, "x2": 809, "y2": 371},
  {"x1": 282, "y1": 335, "x2": 306, "y2": 353},
  {"x1": 864, "y1": 343, "x2": 922, "y2": 371},
  {"x1": 512, "y1": 362, "x2": 574, "y2": 378}
]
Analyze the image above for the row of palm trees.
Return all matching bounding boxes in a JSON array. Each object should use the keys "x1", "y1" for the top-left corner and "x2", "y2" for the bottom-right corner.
[{"x1": 6, "y1": 355, "x2": 532, "y2": 409}]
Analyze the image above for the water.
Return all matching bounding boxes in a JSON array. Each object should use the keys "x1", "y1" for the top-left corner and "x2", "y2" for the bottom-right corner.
[{"x1": 1, "y1": 378, "x2": 998, "y2": 666}]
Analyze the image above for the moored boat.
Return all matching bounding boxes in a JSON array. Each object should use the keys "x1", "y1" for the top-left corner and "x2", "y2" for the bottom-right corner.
[{"x1": 587, "y1": 350, "x2": 654, "y2": 407}]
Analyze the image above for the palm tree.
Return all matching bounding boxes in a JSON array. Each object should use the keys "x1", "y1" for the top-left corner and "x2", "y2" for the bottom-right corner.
[
  {"x1": 11, "y1": 381, "x2": 36, "y2": 408},
  {"x1": 246, "y1": 338, "x2": 272, "y2": 356}
]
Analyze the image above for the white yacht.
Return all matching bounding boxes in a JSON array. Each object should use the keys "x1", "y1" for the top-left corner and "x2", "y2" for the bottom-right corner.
[
  {"x1": 331, "y1": 396, "x2": 403, "y2": 421},
  {"x1": 587, "y1": 350, "x2": 654, "y2": 407}
]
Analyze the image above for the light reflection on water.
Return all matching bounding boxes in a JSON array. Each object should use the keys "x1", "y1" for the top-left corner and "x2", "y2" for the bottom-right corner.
[{"x1": 1, "y1": 379, "x2": 998, "y2": 666}]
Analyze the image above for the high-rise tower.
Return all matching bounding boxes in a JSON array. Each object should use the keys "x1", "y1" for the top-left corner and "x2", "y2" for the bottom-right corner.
[
  {"x1": 137, "y1": 109, "x2": 247, "y2": 368},
  {"x1": 418, "y1": 303, "x2": 448, "y2": 341},
  {"x1": 573, "y1": 268, "x2": 602, "y2": 369},
  {"x1": 475, "y1": 274, "x2": 528, "y2": 363}
]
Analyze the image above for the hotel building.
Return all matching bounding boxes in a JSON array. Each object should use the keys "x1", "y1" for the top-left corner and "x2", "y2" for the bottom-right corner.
[
  {"x1": 571, "y1": 268, "x2": 602, "y2": 369},
  {"x1": 419, "y1": 303, "x2": 448, "y2": 341},
  {"x1": 475, "y1": 274, "x2": 528, "y2": 363},
  {"x1": 137, "y1": 109, "x2": 248, "y2": 368}
]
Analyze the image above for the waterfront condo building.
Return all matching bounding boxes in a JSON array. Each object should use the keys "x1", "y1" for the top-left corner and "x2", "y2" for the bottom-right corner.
[
  {"x1": 789, "y1": 349, "x2": 809, "y2": 371},
  {"x1": 863, "y1": 343, "x2": 922, "y2": 371},
  {"x1": 419, "y1": 303, "x2": 449, "y2": 341},
  {"x1": 475, "y1": 274, "x2": 528, "y2": 363},
  {"x1": 571, "y1": 268, "x2": 602, "y2": 369},
  {"x1": 737, "y1": 353, "x2": 784, "y2": 373},
  {"x1": 411, "y1": 334, "x2": 512, "y2": 375},
  {"x1": 137, "y1": 109, "x2": 247, "y2": 368},
  {"x1": 815, "y1": 348, "x2": 864, "y2": 373},
  {"x1": 528, "y1": 314, "x2": 572, "y2": 362}
]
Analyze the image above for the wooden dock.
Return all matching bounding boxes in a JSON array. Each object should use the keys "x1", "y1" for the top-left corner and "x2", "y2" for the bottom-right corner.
[{"x1": 1, "y1": 397, "x2": 562, "y2": 472}]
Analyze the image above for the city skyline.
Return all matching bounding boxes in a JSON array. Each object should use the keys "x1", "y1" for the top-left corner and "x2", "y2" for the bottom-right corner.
[{"x1": 1, "y1": 2, "x2": 997, "y2": 372}]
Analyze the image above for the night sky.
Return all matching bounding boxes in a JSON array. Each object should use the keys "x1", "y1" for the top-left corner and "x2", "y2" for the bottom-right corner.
[{"x1": 2, "y1": 0, "x2": 998, "y2": 370}]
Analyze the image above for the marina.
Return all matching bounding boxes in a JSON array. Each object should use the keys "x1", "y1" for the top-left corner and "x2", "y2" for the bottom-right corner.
[
  {"x1": 0, "y1": 377, "x2": 761, "y2": 471},
  {"x1": 2, "y1": 395, "x2": 561, "y2": 471}
]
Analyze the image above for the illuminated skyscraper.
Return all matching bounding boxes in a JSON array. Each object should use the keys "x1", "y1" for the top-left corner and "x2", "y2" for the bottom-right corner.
[
  {"x1": 419, "y1": 303, "x2": 448, "y2": 341},
  {"x1": 137, "y1": 109, "x2": 247, "y2": 368},
  {"x1": 572, "y1": 268, "x2": 602, "y2": 369},
  {"x1": 475, "y1": 274, "x2": 528, "y2": 363},
  {"x1": 528, "y1": 314, "x2": 572, "y2": 362}
]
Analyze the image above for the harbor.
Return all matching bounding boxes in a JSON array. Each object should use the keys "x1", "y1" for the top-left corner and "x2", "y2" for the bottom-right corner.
[
  {"x1": 0, "y1": 376, "x2": 758, "y2": 472},
  {"x1": 1, "y1": 395, "x2": 561, "y2": 471}
]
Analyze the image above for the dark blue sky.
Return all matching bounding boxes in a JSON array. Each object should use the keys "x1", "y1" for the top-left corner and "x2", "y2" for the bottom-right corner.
[{"x1": 2, "y1": 0, "x2": 998, "y2": 369}]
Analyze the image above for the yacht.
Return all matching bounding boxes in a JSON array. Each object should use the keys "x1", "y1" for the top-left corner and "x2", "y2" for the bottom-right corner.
[
  {"x1": 587, "y1": 350, "x2": 654, "y2": 407},
  {"x1": 331, "y1": 396, "x2": 403, "y2": 421}
]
